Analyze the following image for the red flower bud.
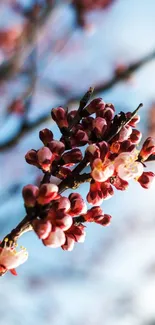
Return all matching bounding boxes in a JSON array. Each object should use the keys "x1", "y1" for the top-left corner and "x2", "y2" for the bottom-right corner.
[
  {"x1": 32, "y1": 219, "x2": 52, "y2": 239},
  {"x1": 22, "y1": 184, "x2": 39, "y2": 207},
  {"x1": 69, "y1": 193, "x2": 87, "y2": 216},
  {"x1": 84, "y1": 206, "x2": 104, "y2": 222},
  {"x1": 93, "y1": 117, "x2": 107, "y2": 138},
  {"x1": 100, "y1": 181, "x2": 114, "y2": 199},
  {"x1": 87, "y1": 181, "x2": 103, "y2": 205},
  {"x1": 37, "y1": 147, "x2": 53, "y2": 172},
  {"x1": 39, "y1": 128, "x2": 53, "y2": 145},
  {"x1": 110, "y1": 141, "x2": 120, "y2": 153},
  {"x1": 120, "y1": 140, "x2": 135, "y2": 152},
  {"x1": 48, "y1": 140, "x2": 65, "y2": 155},
  {"x1": 62, "y1": 148, "x2": 83, "y2": 164},
  {"x1": 55, "y1": 211, "x2": 73, "y2": 231},
  {"x1": 56, "y1": 166, "x2": 72, "y2": 179},
  {"x1": 97, "y1": 141, "x2": 109, "y2": 160},
  {"x1": 82, "y1": 98, "x2": 105, "y2": 116},
  {"x1": 111, "y1": 175, "x2": 128, "y2": 190},
  {"x1": 129, "y1": 129, "x2": 142, "y2": 144},
  {"x1": 65, "y1": 224, "x2": 86, "y2": 243},
  {"x1": 139, "y1": 137, "x2": 155, "y2": 161},
  {"x1": 61, "y1": 237, "x2": 75, "y2": 251},
  {"x1": 82, "y1": 117, "x2": 94, "y2": 132},
  {"x1": 137, "y1": 171, "x2": 155, "y2": 189},
  {"x1": 51, "y1": 107, "x2": 68, "y2": 129},
  {"x1": 85, "y1": 144, "x2": 100, "y2": 165},
  {"x1": 70, "y1": 129, "x2": 89, "y2": 147},
  {"x1": 67, "y1": 110, "x2": 77, "y2": 124},
  {"x1": 54, "y1": 196, "x2": 71, "y2": 213},
  {"x1": 95, "y1": 214, "x2": 111, "y2": 226},
  {"x1": 25, "y1": 149, "x2": 39, "y2": 167},
  {"x1": 96, "y1": 103, "x2": 115, "y2": 120},
  {"x1": 37, "y1": 184, "x2": 60, "y2": 205}
]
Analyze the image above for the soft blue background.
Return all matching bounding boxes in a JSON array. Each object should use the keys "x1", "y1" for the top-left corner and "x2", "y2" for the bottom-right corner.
[{"x1": 0, "y1": 1, "x2": 155, "y2": 324}]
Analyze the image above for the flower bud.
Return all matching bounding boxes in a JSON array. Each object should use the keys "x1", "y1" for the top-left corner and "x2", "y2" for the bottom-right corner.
[
  {"x1": 51, "y1": 106, "x2": 68, "y2": 129},
  {"x1": 56, "y1": 166, "x2": 72, "y2": 179},
  {"x1": 69, "y1": 193, "x2": 87, "y2": 216},
  {"x1": 22, "y1": 184, "x2": 39, "y2": 207},
  {"x1": 139, "y1": 137, "x2": 155, "y2": 161},
  {"x1": 95, "y1": 214, "x2": 111, "y2": 226},
  {"x1": 54, "y1": 196, "x2": 71, "y2": 213},
  {"x1": 56, "y1": 212, "x2": 73, "y2": 231},
  {"x1": 62, "y1": 148, "x2": 83, "y2": 164},
  {"x1": 32, "y1": 219, "x2": 52, "y2": 239},
  {"x1": 120, "y1": 140, "x2": 135, "y2": 152},
  {"x1": 61, "y1": 237, "x2": 75, "y2": 251},
  {"x1": 48, "y1": 140, "x2": 65, "y2": 155},
  {"x1": 100, "y1": 181, "x2": 114, "y2": 199},
  {"x1": 84, "y1": 206, "x2": 104, "y2": 222},
  {"x1": 111, "y1": 175, "x2": 128, "y2": 190},
  {"x1": 129, "y1": 129, "x2": 142, "y2": 144},
  {"x1": 65, "y1": 224, "x2": 86, "y2": 243},
  {"x1": 43, "y1": 226, "x2": 66, "y2": 248},
  {"x1": 87, "y1": 180, "x2": 103, "y2": 205},
  {"x1": 85, "y1": 144, "x2": 100, "y2": 165},
  {"x1": 97, "y1": 103, "x2": 115, "y2": 120},
  {"x1": 70, "y1": 129, "x2": 89, "y2": 147},
  {"x1": 82, "y1": 98, "x2": 105, "y2": 116},
  {"x1": 67, "y1": 110, "x2": 77, "y2": 124},
  {"x1": 37, "y1": 184, "x2": 60, "y2": 205},
  {"x1": 25, "y1": 149, "x2": 39, "y2": 167},
  {"x1": 93, "y1": 117, "x2": 107, "y2": 138},
  {"x1": 37, "y1": 147, "x2": 53, "y2": 172},
  {"x1": 97, "y1": 141, "x2": 109, "y2": 160},
  {"x1": 39, "y1": 128, "x2": 53, "y2": 145},
  {"x1": 137, "y1": 171, "x2": 155, "y2": 189}
]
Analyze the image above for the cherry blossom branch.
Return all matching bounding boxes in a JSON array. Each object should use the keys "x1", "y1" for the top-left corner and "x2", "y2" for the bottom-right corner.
[{"x1": 0, "y1": 49, "x2": 154, "y2": 151}]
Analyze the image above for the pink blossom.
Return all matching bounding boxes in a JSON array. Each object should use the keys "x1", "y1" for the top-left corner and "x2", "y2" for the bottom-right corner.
[
  {"x1": 114, "y1": 150, "x2": 143, "y2": 180},
  {"x1": 92, "y1": 158, "x2": 114, "y2": 182},
  {"x1": 0, "y1": 241, "x2": 28, "y2": 275}
]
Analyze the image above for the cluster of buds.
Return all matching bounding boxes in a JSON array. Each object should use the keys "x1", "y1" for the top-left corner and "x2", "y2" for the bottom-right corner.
[{"x1": 1, "y1": 89, "x2": 155, "y2": 276}]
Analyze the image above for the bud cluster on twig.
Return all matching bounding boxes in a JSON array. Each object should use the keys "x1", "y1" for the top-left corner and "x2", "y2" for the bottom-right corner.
[{"x1": 0, "y1": 87, "x2": 155, "y2": 277}]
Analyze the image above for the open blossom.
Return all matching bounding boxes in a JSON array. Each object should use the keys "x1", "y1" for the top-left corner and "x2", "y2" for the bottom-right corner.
[
  {"x1": 0, "y1": 240, "x2": 28, "y2": 276},
  {"x1": 92, "y1": 158, "x2": 114, "y2": 182},
  {"x1": 114, "y1": 150, "x2": 143, "y2": 181}
]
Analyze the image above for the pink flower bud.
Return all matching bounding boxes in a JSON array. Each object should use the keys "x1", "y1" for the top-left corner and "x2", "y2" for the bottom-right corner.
[
  {"x1": 61, "y1": 237, "x2": 75, "y2": 251},
  {"x1": 82, "y1": 117, "x2": 94, "y2": 132},
  {"x1": 62, "y1": 148, "x2": 83, "y2": 164},
  {"x1": 85, "y1": 144, "x2": 100, "y2": 165},
  {"x1": 48, "y1": 140, "x2": 65, "y2": 155},
  {"x1": 95, "y1": 214, "x2": 111, "y2": 226},
  {"x1": 51, "y1": 107, "x2": 68, "y2": 129},
  {"x1": 56, "y1": 212, "x2": 73, "y2": 231},
  {"x1": 84, "y1": 206, "x2": 104, "y2": 222},
  {"x1": 111, "y1": 175, "x2": 128, "y2": 190},
  {"x1": 69, "y1": 193, "x2": 87, "y2": 216},
  {"x1": 96, "y1": 103, "x2": 115, "y2": 120},
  {"x1": 87, "y1": 180, "x2": 103, "y2": 205},
  {"x1": 126, "y1": 112, "x2": 140, "y2": 127},
  {"x1": 118, "y1": 125, "x2": 132, "y2": 142},
  {"x1": 37, "y1": 147, "x2": 53, "y2": 172},
  {"x1": 65, "y1": 224, "x2": 86, "y2": 243},
  {"x1": 139, "y1": 137, "x2": 155, "y2": 161},
  {"x1": 43, "y1": 226, "x2": 66, "y2": 248},
  {"x1": 120, "y1": 140, "x2": 135, "y2": 152},
  {"x1": 93, "y1": 117, "x2": 107, "y2": 137},
  {"x1": 22, "y1": 184, "x2": 39, "y2": 207},
  {"x1": 129, "y1": 129, "x2": 142, "y2": 144},
  {"x1": 37, "y1": 184, "x2": 60, "y2": 205},
  {"x1": 97, "y1": 141, "x2": 109, "y2": 160},
  {"x1": 82, "y1": 98, "x2": 105, "y2": 116},
  {"x1": 32, "y1": 219, "x2": 52, "y2": 239},
  {"x1": 25, "y1": 149, "x2": 39, "y2": 167},
  {"x1": 70, "y1": 129, "x2": 89, "y2": 147},
  {"x1": 39, "y1": 128, "x2": 53, "y2": 145},
  {"x1": 100, "y1": 181, "x2": 114, "y2": 199},
  {"x1": 54, "y1": 196, "x2": 71, "y2": 213},
  {"x1": 137, "y1": 171, "x2": 155, "y2": 189}
]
